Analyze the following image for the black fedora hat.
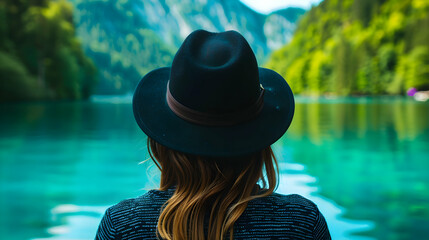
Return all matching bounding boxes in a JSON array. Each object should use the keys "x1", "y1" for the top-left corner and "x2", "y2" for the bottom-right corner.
[{"x1": 133, "y1": 30, "x2": 294, "y2": 157}]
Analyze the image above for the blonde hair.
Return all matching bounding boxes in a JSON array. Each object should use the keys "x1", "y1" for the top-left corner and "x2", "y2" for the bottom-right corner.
[{"x1": 147, "y1": 138, "x2": 279, "y2": 240}]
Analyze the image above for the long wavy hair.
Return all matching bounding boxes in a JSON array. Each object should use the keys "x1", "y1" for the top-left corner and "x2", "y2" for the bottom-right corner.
[{"x1": 147, "y1": 137, "x2": 279, "y2": 240}]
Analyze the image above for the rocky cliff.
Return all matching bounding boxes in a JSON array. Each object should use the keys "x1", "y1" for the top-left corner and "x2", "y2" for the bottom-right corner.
[{"x1": 69, "y1": 0, "x2": 305, "y2": 94}]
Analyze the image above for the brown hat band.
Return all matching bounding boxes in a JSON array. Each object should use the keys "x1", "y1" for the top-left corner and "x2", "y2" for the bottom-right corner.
[{"x1": 166, "y1": 82, "x2": 265, "y2": 126}]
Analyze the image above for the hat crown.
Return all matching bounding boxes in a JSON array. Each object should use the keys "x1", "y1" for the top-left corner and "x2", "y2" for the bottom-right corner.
[
  {"x1": 132, "y1": 29, "x2": 294, "y2": 157},
  {"x1": 169, "y1": 30, "x2": 261, "y2": 115}
]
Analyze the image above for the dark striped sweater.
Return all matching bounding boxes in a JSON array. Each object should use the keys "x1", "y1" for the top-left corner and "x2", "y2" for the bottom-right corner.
[{"x1": 95, "y1": 188, "x2": 331, "y2": 239}]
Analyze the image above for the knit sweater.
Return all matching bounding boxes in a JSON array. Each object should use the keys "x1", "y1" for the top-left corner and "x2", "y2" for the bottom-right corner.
[{"x1": 95, "y1": 188, "x2": 331, "y2": 239}]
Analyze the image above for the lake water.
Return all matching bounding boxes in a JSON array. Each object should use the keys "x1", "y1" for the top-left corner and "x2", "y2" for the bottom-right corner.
[{"x1": 0, "y1": 96, "x2": 428, "y2": 240}]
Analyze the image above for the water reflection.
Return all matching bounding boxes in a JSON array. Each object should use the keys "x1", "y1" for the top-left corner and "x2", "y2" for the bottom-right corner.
[
  {"x1": 281, "y1": 97, "x2": 429, "y2": 239},
  {"x1": 0, "y1": 97, "x2": 428, "y2": 239},
  {"x1": 0, "y1": 102, "x2": 150, "y2": 239}
]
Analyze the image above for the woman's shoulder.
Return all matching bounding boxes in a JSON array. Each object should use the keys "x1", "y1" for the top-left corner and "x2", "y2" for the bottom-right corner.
[
  {"x1": 97, "y1": 190, "x2": 171, "y2": 239},
  {"x1": 110, "y1": 190, "x2": 171, "y2": 211},
  {"x1": 106, "y1": 189, "x2": 172, "y2": 219},
  {"x1": 237, "y1": 193, "x2": 329, "y2": 239},
  {"x1": 272, "y1": 193, "x2": 319, "y2": 208},
  {"x1": 251, "y1": 192, "x2": 319, "y2": 209},
  {"x1": 244, "y1": 193, "x2": 323, "y2": 223}
]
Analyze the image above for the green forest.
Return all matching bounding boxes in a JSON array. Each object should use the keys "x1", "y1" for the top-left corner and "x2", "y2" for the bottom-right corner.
[
  {"x1": 0, "y1": 0, "x2": 96, "y2": 101},
  {"x1": 266, "y1": 0, "x2": 429, "y2": 96},
  {"x1": 68, "y1": 0, "x2": 176, "y2": 94},
  {"x1": 1, "y1": 0, "x2": 429, "y2": 101}
]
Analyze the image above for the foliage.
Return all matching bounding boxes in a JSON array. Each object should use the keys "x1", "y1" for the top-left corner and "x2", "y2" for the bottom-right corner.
[
  {"x1": 68, "y1": 0, "x2": 177, "y2": 94},
  {"x1": 266, "y1": 0, "x2": 429, "y2": 96},
  {"x1": 0, "y1": 0, "x2": 96, "y2": 102},
  {"x1": 0, "y1": 52, "x2": 43, "y2": 101},
  {"x1": 68, "y1": 0, "x2": 303, "y2": 94}
]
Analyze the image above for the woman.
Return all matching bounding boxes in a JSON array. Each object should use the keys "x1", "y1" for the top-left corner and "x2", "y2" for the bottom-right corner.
[{"x1": 96, "y1": 30, "x2": 331, "y2": 239}]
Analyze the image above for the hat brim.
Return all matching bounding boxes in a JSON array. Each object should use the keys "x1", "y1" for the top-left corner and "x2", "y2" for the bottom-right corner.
[{"x1": 133, "y1": 67, "x2": 294, "y2": 157}]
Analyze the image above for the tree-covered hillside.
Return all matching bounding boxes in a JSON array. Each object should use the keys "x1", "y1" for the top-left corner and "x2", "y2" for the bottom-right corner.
[
  {"x1": 0, "y1": 0, "x2": 96, "y2": 102},
  {"x1": 266, "y1": 0, "x2": 429, "y2": 96},
  {"x1": 69, "y1": 0, "x2": 176, "y2": 94},
  {"x1": 69, "y1": 0, "x2": 305, "y2": 94}
]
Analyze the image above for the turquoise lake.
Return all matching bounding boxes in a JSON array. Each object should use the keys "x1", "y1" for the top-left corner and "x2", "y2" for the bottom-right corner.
[{"x1": 0, "y1": 96, "x2": 428, "y2": 240}]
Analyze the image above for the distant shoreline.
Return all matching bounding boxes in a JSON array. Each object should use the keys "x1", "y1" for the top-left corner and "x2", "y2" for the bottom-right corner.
[{"x1": 2, "y1": 94, "x2": 425, "y2": 105}]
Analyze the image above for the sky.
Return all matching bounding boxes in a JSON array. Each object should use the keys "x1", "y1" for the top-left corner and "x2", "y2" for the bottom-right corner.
[{"x1": 240, "y1": 0, "x2": 323, "y2": 14}]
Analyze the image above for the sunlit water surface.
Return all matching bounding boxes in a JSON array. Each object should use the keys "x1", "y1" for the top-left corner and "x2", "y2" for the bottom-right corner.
[{"x1": 0, "y1": 96, "x2": 428, "y2": 240}]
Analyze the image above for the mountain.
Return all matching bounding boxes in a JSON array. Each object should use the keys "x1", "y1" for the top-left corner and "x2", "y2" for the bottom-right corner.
[
  {"x1": 69, "y1": 0, "x2": 305, "y2": 94},
  {"x1": 266, "y1": 0, "x2": 429, "y2": 96},
  {"x1": 264, "y1": 7, "x2": 306, "y2": 49}
]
